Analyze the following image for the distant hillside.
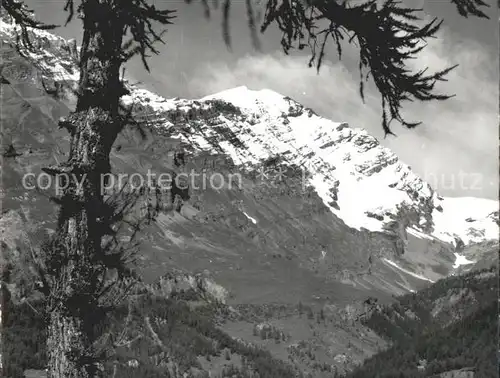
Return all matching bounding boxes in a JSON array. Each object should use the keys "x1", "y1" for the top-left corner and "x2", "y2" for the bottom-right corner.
[
  {"x1": 3, "y1": 267, "x2": 497, "y2": 378},
  {"x1": 1, "y1": 282, "x2": 305, "y2": 378},
  {"x1": 347, "y1": 267, "x2": 498, "y2": 378}
]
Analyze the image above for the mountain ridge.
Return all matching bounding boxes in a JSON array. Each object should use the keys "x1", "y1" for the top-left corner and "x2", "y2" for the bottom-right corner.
[
  {"x1": 1, "y1": 15, "x2": 498, "y2": 298},
  {"x1": 118, "y1": 81, "x2": 498, "y2": 282}
]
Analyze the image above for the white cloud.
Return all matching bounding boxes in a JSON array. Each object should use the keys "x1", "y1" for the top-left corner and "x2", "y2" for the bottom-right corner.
[{"x1": 187, "y1": 27, "x2": 498, "y2": 199}]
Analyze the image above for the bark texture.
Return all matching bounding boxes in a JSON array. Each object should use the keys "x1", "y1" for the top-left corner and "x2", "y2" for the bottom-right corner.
[{"x1": 45, "y1": 2, "x2": 126, "y2": 377}]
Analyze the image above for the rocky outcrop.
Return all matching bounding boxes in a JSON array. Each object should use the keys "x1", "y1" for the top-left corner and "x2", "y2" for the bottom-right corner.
[{"x1": 148, "y1": 270, "x2": 229, "y2": 304}]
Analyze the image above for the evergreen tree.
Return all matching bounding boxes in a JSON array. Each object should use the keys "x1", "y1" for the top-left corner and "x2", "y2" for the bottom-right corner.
[{"x1": 2, "y1": 1, "x2": 175, "y2": 377}]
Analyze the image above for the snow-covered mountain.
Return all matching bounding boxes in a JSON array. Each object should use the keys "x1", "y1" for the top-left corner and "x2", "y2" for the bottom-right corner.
[
  {"x1": 1, "y1": 15, "x2": 498, "y2": 298},
  {"x1": 124, "y1": 85, "x2": 498, "y2": 249}
]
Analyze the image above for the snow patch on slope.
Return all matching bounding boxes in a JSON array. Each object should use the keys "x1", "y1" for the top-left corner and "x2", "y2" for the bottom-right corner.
[
  {"x1": 242, "y1": 211, "x2": 258, "y2": 224},
  {"x1": 431, "y1": 197, "x2": 498, "y2": 246},
  {"x1": 452, "y1": 253, "x2": 475, "y2": 269},
  {"x1": 407, "y1": 227, "x2": 435, "y2": 241},
  {"x1": 382, "y1": 258, "x2": 436, "y2": 283},
  {"x1": 124, "y1": 88, "x2": 179, "y2": 113}
]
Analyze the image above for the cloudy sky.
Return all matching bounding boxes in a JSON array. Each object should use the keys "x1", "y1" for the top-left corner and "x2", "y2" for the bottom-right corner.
[{"x1": 26, "y1": 0, "x2": 498, "y2": 199}]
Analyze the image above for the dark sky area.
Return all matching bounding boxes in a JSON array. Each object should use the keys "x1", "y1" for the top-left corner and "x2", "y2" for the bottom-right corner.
[{"x1": 24, "y1": 0, "x2": 499, "y2": 199}]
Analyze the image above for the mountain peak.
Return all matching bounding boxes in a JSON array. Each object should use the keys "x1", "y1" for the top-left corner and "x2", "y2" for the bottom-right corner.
[
  {"x1": 122, "y1": 82, "x2": 498, "y2": 249},
  {"x1": 1, "y1": 20, "x2": 497, "y2": 270},
  {"x1": 203, "y1": 85, "x2": 321, "y2": 120}
]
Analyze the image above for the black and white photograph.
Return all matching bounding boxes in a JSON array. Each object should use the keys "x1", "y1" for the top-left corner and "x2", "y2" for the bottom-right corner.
[{"x1": 0, "y1": 0, "x2": 498, "y2": 377}]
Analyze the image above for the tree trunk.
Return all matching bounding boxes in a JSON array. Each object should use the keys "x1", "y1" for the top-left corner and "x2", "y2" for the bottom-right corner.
[
  {"x1": 45, "y1": 1, "x2": 126, "y2": 377},
  {"x1": 47, "y1": 311, "x2": 96, "y2": 377}
]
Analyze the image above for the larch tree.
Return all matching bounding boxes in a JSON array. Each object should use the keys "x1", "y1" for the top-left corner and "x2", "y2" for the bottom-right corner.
[
  {"x1": 187, "y1": 0, "x2": 490, "y2": 135},
  {"x1": 2, "y1": 0, "x2": 175, "y2": 377},
  {"x1": 1, "y1": 0, "x2": 490, "y2": 376}
]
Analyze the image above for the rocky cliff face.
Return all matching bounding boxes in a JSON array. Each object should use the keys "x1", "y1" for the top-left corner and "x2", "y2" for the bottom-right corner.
[{"x1": 0, "y1": 17, "x2": 498, "y2": 305}]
